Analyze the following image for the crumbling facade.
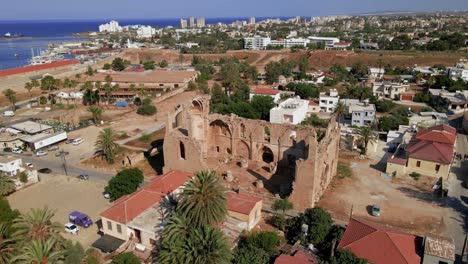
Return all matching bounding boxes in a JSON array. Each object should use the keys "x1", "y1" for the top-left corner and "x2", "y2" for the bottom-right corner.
[{"x1": 163, "y1": 95, "x2": 340, "y2": 209}]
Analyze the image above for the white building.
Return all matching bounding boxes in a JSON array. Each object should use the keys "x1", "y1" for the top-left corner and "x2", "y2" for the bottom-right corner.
[
  {"x1": 319, "y1": 89, "x2": 340, "y2": 113},
  {"x1": 369, "y1": 68, "x2": 385, "y2": 78},
  {"x1": 308, "y1": 36, "x2": 340, "y2": 46},
  {"x1": 270, "y1": 98, "x2": 309, "y2": 125},
  {"x1": 244, "y1": 36, "x2": 271, "y2": 50},
  {"x1": 99, "y1": 20, "x2": 122, "y2": 33},
  {"x1": 349, "y1": 102, "x2": 376, "y2": 127},
  {"x1": 175, "y1": 42, "x2": 199, "y2": 49},
  {"x1": 0, "y1": 156, "x2": 23, "y2": 176},
  {"x1": 137, "y1": 26, "x2": 156, "y2": 38},
  {"x1": 249, "y1": 17, "x2": 256, "y2": 25},
  {"x1": 372, "y1": 81, "x2": 410, "y2": 100}
]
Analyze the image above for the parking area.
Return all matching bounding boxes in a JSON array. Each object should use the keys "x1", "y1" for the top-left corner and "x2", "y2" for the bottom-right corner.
[{"x1": 7, "y1": 173, "x2": 111, "y2": 248}]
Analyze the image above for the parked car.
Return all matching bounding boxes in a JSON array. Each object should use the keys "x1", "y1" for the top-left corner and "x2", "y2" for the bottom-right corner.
[
  {"x1": 72, "y1": 138, "x2": 84, "y2": 145},
  {"x1": 55, "y1": 151, "x2": 70, "y2": 157},
  {"x1": 64, "y1": 223, "x2": 79, "y2": 235},
  {"x1": 78, "y1": 174, "x2": 89, "y2": 180},
  {"x1": 25, "y1": 162, "x2": 33, "y2": 169},
  {"x1": 65, "y1": 139, "x2": 75, "y2": 144},
  {"x1": 3, "y1": 111, "x2": 14, "y2": 117},
  {"x1": 103, "y1": 192, "x2": 111, "y2": 199},
  {"x1": 3, "y1": 147, "x2": 12, "y2": 152},
  {"x1": 35, "y1": 150, "x2": 48, "y2": 156},
  {"x1": 38, "y1": 168, "x2": 52, "y2": 174},
  {"x1": 69, "y1": 211, "x2": 93, "y2": 228},
  {"x1": 47, "y1": 146, "x2": 59, "y2": 151},
  {"x1": 371, "y1": 204, "x2": 381, "y2": 217},
  {"x1": 12, "y1": 147, "x2": 23, "y2": 154}
]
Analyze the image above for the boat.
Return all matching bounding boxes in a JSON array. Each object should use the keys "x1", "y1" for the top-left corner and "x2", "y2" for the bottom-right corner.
[
  {"x1": 14, "y1": 53, "x2": 19, "y2": 57},
  {"x1": 4, "y1": 32, "x2": 11, "y2": 37}
]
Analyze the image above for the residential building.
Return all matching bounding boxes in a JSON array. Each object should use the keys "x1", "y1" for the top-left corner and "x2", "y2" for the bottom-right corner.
[
  {"x1": 349, "y1": 102, "x2": 376, "y2": 127},
  {"x1": 386, "y1": 124, "x2": 456, "y2": 178},
  {"x1": 270, "y1": 98, "x2": 309, "y2": 124},
  {"x1": 340, "y1": 218, "x2": 455, "y2": 264},
  {"x1": 99, "y1": 20, "x2": 122, "y2": 33},
  {"x1": 136, "y1": 26, "x2": 156, "y2": 38},
  {"x1": 249, "y1": 17, "x2": 256, "y2": 25},
  {"x1": 314, "y1": 73, "x2": 335, "y2": 84},
  {"x1": 274, "y1": 250, "x2": 316, "y2": 264},
  {"x1": 324, "y1": 41, "x2": 351, "y2": 50},
  {"x1": 428, "y1": 89, "x2": 467, "y2": 113},
  {"x1": 226, "y1": 191, "x2": 262, "y2": 231},
  {"x1": 196, "y1": 17, "x2": 205, "y2": 28},
  {"x1": 409, "y1": 112, "x2": 449, "y2": 128},
  {"x1": 448, "y1": 59, "x2": 468, "y2": 81},
  {"x1": 249, "y1": 87, "x2": 281, "y2": 103},
  {"x1": 0, "y1": 156, "x2": 23, "y2": 176},
  {"x1": 372, "y1": 81, "x2": 410, "y2": 100},
  {"x1": 180, "y1": 19, "x2": 187, "y2": 29},
  {"x1": 368, "y1": 68, "x2": 385, "y2": 78},
  {"x1": 307, "y1": 36, "x2": 340, "y2": 46},
  {"x1": 244, "y1": 36, "x2": 271, "y2": 50},
  {"x1": 22, "y1": 131, "x2": 68, "y2": 151},
  {"x1": 189, "y1": 17, "x2": 195, "y2": 28},
  {"x1": 319, "y1": 89, "x2": 339, "y2": 113},
  {"x1": 308, "y1": 101, "x2": 320, "y2": 113},
  {"x1": 10, "y1": 121, "x2": 53, "y2": 135},
  {"x1": 270, "y1": 38, "x2": 310, "y2": 48},
  {"x1": 0, "y1": 128, "x2": 26, "y2": 150}
]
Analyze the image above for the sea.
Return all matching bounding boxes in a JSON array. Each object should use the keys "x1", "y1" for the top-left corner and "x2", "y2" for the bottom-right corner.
[{"x1": 0, "y1": 17, "x2": 286, "y2": 70}]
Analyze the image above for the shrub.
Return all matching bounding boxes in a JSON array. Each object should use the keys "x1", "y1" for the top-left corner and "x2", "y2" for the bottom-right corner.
[
  {"x1": 111, "y1": 252, "x2": 141, "y2": 264},
  {"x1": 19, "y1": 172, "x2": 28, "y2": 183},
  {"x1": 139, "y1": 134, "x2": 151, "y2": 142},
  {"x1": 286, "y1": 207, "x2": 333, "y2": 245},
  {"x1": 409, "y1": 172, "x2": 421, "y2": 180},
  {"x1": 137, "y1": 104, "x2": 157, "y2": 116},
  {"x1": 39, "y1": 96, "x2": 47, "y2": 105},
  {"x1": 270, "y1": 214, "x2": 287, "y2": 230},
  {"x1": 105, "y1": 168, "x2": 144, "y2": 201},
  {"x1": 142, "y1": 97, "x2": 152, "y2": 106}
]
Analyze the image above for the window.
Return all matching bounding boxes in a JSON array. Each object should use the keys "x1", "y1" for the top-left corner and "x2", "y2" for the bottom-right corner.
[
  {"x1": 416, "y1": 161, "x2": 421, "y2": 167},
  {"x1": 179, "y1": 141, "x2": 186, "y2": 160},
  {"x1": 117, "y1": 224, "x2": 122, "y2": 234},
  {"x1": 159, "y1": 84, "x2": 164, "y2": 87},
  {"x1": 174, "y1": 84, "x2": 179, "y2": 88},
  {"x1": 438, "y1": 261, "x2": 448, "y2": 264},
  {"x1": 435, "y1": 164, "x2": 441, "y2": 172},
  {"x1": 107, "y1": 221, "x2": 112, "y2": 231}
]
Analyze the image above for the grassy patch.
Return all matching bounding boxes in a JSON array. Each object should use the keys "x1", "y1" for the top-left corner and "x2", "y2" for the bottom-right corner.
[
  {"x1": 139, "y1": 134, "x2": 152, "y2": 142},
  {"x1": 337, "y1": 161, "x2": 352, "y2": 179}
]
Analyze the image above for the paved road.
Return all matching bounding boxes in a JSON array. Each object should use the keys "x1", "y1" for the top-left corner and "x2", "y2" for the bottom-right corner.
[
  {"x1": 444, "y1": 133, "x2": 468, "y2": 262},
  {"x1": 10, "y1": 152, "x2": 114, "y2": 182}
]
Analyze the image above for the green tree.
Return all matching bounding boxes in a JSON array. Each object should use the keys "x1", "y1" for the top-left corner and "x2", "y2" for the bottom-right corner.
[
  {"x1": 95, "y1": 128, "x2": 119, "y2": 164},
  {"x1": 63, "y1": 240, "x2": 85, "y2": 264},
  {"x1": 88, "y1": 106, "x2": 104, "y2": 124},
  {"x1": 136, "y1": 104, "x2": 157, "y2": 116},
  {"x1": 0, "y1": 197, "x2": 20, "y2": 224},
  {"x1": 12, "y1": 207, "x2": 62, "y2": 243},
  {"x1": 350, "y1": 61, "x2": 369, "y2": 78},
  {"x1": 111, "y1": 58, "x2": 127, "y2": 71},
  {"x1": 285, "y1": 83, "x2": 319, "y2": 99},
  {"x1": 40, "y1": 75, "x2": 59, "y2": 101},
  {"x1": 251, "y1": 95, "x2": 275, "y2": 121},
  {"x1": 331, "y1": 249, "x2": 367, "y2": 264},
  {"x1": 105, "y1": 168, "x2": 144, "y2": 201},
  {"x1": 11, "y1": 238, "x2": 65, "y2": 264},
  {"x1": 232, "y1": 244, "x2": 269, "y2": 264},
  {"x1": 217, "y1": 102, "x2": 260, "y2": 119},
  {"x1": 0, "y1": 223, "x2": 15, "y2": 264},
  {"x1": 142, "y1": 61, "x2": 155, "y2": 70},
  {"x1": 358, "y1": 126, "x2": 377, "y2": 155},
  {"x1": 2, "y1": 89, "x2": 17, "y2": 112},
  {"x1": 272, "y1": 198, "x2": 293, "y2": 215},
  {"x1": 178, "y1": 171, "x2": 227, "y2": 227},
  {"x1": 286, "y1": 207, "x2": 333, "y2": 245},
  {"x1": 0, "y1": 174, "x2": 15, "y2": 196},
  {"x1": 111, "y1": 252, "x2": 141, "y2": 264},
  {"x1": 300, "y1": 114, "x2": 329, "y2": 128},
  {"x1": 159, "y1": 60, "x2": 169, "y2": 68},
  {"x1": 86, "y1": 65, "x2": 94, "y2": 76},
  {"x1": 332, "y1": 101, "x2": 347, "y2": 125}
]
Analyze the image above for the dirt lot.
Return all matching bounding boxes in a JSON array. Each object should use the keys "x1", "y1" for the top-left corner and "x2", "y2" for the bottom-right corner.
[
  {"x1": 7, "y1": 173, "x2": 111, "y2": 248},
  {"x1": 318, "y1": 147, "x2": 446, "y2": 235}
]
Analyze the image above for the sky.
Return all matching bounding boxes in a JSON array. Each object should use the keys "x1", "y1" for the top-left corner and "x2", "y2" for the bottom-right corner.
[{"x1": 3, "y1": 0, "x2": 468, "y2": 20}]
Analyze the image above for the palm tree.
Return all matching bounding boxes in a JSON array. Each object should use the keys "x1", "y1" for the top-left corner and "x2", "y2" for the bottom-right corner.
[
  {"x1": 88, "y1": 106, "x2": 104, "y2": 124},
  {"x1": 0, "y1": 223, "x2": 15, "y2": 264},
  {"x1": 358, "y1": 126, "x2": 377, "y2": 155},
  {"x1": 11, "y1": 239, "x2": 65, "y2": 264},
  {"x1": 24, "y1": 82, "x2": 34, "y2": 105},
  {"x1": 177, "y1": 171, "x2": 227, "y2": 227},
  {"x1": 332, "y1": 101, "x2": 347, "y2": 126},
  {"x1": 95, "y1": 128, "x2": 119, "y2": 164},
  {"x1": 0, "y1": 173, "x2": 15, "y2": 196},
  {"x1": 12, "y1": 207, "x2": 62, "y2": 243},
  {"x1": 427, "y1": 76, "x2": 436, "y2": 87},
  {"x1": 2, "y1": 89, "x2": 17, "y2": 112}
]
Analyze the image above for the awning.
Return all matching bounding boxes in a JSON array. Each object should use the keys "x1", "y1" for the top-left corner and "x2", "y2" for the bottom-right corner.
[{"x1": 92, "y1": 235, "x2": 125, "y2": 253}]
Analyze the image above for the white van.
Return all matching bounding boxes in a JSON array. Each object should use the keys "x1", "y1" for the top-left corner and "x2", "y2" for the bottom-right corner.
[{"x1": 3, "y1": 111, "x2": 14, "y2": 117}]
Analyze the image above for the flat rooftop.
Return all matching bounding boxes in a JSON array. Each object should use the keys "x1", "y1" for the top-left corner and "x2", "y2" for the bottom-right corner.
[
  {"x1": 349, "y1": 103, "x2": 376, "y2": 112},
  {"x1": 85, "y1": 70, "x2": 199, "y2": 84},
  {"x1": 22, "y1": 131, "x2": 66, "y2": 144},
  {"x1": 272, "y1": 98, "x2": 309, "y2": 114},
  {"x1": 10, "y1": 121, "x2": 52, "y2": 135}
]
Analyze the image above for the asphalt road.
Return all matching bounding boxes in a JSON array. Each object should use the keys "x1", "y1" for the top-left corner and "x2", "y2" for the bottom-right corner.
[{"x1": 9, "y1": 152, "x2": 115, "y2": 182}]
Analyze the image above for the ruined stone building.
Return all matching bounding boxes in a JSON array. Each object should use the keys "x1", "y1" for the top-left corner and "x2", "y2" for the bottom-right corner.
[{"x1": 163, "y1": 95, "x2": 340, "y2": 210}]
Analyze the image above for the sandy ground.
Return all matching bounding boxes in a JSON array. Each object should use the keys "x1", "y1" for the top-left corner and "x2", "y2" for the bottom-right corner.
[
  {"x1": 7, "y1": 173, "x2": 111, "y2": 248},
  {"x1": 318, "y1": 141, "x2": 446, "y2": 235}
]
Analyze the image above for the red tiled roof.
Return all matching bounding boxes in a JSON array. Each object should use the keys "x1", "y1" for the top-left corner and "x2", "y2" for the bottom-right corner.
[
  {"x1": 226, "y1": 191, "x2": 262, "y2": 215},
  {"x1": 338, "y1": 218, "x2": 422, "y2": 264},
  {"x1": 251, "y1": 87, "x2": 280, "y2": 96},
  {"x1": 317, "y1": 73, "x2": 335, "y2": 79},
  {"x1": 387, "y1": 157, "x2": 407, "y2": 165},
  {"x1": 416, "y1": 124, "x2": 456, "y2": 145},
  {"x1": 406, "y1": 139, "x2": 454, "y2": 164},
  {"x1": 274, "y1": 250, "x2": 316, "y2": 264},
  {"x1": 100, "y1": 170, "x2": 192, "y2": 224},
  {"x1": 335, "y1": 42, "x2": 351, "y2": 46},
  {"x1": 0, "y1": 60, "x2": 80, "y2": 77}
]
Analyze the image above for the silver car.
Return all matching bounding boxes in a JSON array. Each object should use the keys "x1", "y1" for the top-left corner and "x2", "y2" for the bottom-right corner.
[{"x1": 371, "y1": 204, "x2": 381, "y2": 217}]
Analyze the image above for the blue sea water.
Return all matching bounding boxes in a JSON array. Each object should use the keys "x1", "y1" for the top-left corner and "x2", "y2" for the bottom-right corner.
[{"x1": 0, "y1": 17, "x2": 284, "y2": 70}]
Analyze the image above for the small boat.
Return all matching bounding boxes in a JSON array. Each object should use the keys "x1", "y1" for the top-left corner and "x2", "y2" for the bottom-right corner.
[
  {"x1": 14, "y1": 53, "x2": 19, "y2": 57},
  {"x1": 4, "y1": 32, "x2": 11, "y2": 38}
]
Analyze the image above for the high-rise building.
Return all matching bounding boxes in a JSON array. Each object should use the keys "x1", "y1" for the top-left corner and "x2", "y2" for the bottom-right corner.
[
  {"x1": 189, "y1": 17, "x2": 195, "y2": 28},
  {"x1": 196, "y1": 17, "x2": 206, "y2": 28},
  {"x1": 180, "y1": 19, "x2": 187, "y2": 29},
  {"x1": 249, "y1": 17, "x2": 256, "y2": 25}
]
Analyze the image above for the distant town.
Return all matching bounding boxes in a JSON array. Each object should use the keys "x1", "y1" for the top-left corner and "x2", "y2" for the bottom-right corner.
[{"x1": 0, "y1": 10, "x2": 467, "y2": 264}]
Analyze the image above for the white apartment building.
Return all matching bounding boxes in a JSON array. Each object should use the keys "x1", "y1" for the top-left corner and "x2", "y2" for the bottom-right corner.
[
  {"x1": 349, "y1": 102, "x2": 376, "y2": 127},
  {"x1": 369, "y1": 68, "x2": 385, "y2": 78},
  {"x1": 99, "y1": 20, "x2": 122, "y2": 33},
  {"x1": 244, "y1": 36, "x2": 271, "y2": 50},
  {"x1": 449, "y1": 68, "x2": 468, "y2": 81},
  {"x1": 136, "y1": 26, "x2": 156, "y2": 38},
  {"x1": 319, "y1": 89, "x2": 340, "y2": 113},
  {"x1": 372, "y1": 81, "x2": 410, "y2": 100},
  {"x1": 0, "y1": 156, "x2": 23, "y2": 176},
  {"x1": 270, "y1": 98, "x2": 309, "y2": 125},
  {"x1": 308, "y1": 36, "x2": 340, "y2": 46}
]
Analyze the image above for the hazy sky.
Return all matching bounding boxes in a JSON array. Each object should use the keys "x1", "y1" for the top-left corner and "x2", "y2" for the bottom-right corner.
[{"x1": 3, "y1": 0, "x2": 468, "y2": 20}]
